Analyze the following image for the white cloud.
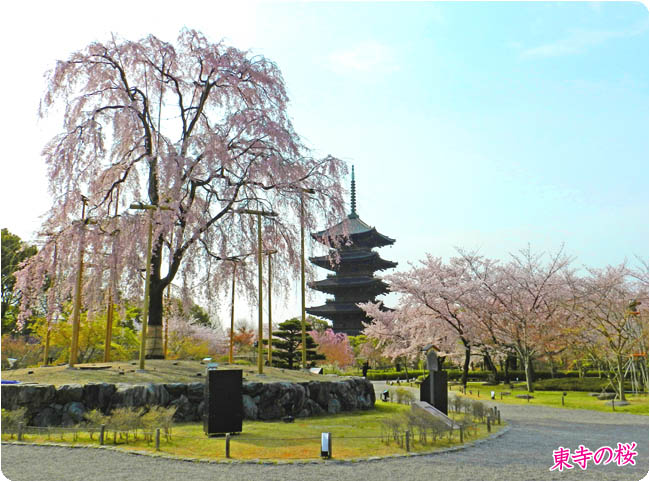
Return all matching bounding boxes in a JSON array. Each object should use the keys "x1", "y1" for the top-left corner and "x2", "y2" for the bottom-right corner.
[
  {"x1": 520, "y1": 25, "x2": 645, "y2": 59},
  {"x1": 327, "y1": 41, "x2": 399, "y2": 74}
]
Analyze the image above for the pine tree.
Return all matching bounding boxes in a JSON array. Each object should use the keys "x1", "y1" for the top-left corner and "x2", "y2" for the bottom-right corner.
[{"x1": 269, "y1": 318, "x2": 325, "y2": 369}]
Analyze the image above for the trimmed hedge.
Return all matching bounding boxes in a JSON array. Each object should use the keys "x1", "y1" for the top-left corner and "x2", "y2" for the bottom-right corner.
[
  {"x1": 361, "y1": 368, "x2": 605, "y2": 383},
  {"x1": 533, "y1": 377, "x2": 634, "y2": 392},
  {"x1": 364, "y1": 369, "x2": 428, "y2": 381}
]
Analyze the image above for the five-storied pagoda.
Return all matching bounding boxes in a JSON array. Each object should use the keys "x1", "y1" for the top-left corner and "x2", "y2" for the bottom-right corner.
[{"x1": 307, "y1": 167, "x2": 397, "y2": 335}]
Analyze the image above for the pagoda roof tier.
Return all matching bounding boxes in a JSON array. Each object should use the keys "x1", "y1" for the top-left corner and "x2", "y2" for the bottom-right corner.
[
  {"x1": 312, "y1": 214, "x2": 395, "y2": 248},
  {"x1": 310, "y1": 251, "x2": 398, "y2": 272},
  {"x1": 309, "y1": 276, "x2": 389, "y2": 295},
  {"x1": 306, "y1": 301, "x2": 365, "y2": 316}
]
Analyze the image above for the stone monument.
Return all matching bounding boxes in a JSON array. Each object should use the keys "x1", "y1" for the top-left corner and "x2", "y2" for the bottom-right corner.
[{"x1": 419, "y1": 346, "x2": 448, "y2": 415}]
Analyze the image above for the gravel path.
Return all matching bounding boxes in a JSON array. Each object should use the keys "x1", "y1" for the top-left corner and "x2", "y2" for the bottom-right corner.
[{"x1": 2, "y1": 395, "x2": 648, "y2": 480}]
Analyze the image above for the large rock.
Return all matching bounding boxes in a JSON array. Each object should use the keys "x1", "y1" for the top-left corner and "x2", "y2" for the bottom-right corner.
[
  {"x1": 257, "y1": 383, "x2": 286, "y2": 420},
  {"x1": 327, "y1": 398, "x2": 341, "y2": 414},
  {"x1": 83, "y1": 383, "x2": 116, "y2": 411},
  {"x1": 307, "y1": 381, "x2": 333, "y2": 408},
  {"x1": 187, "y1": 382, "x2": 205, "y2": 403},
  {"x1": 62, "y1": 401, "x2": 86, "y2": 426},
  {"x1": 1, "y1": 384, "x2": 20, "y2": 410},
  {"x1": 170, "y1": 394, "x2": 195, "y2": 422},
  {"x1": 32, "y1": 406, "x2": 62, "y2": 427},
  {"x1": 333, "y1": 380, "x2": 358, "y2": 410},
  {"x1": 56, "y1": 384, "x2": 84, "y2": 404},
  {"x1": 0, "y1": 376, "x2": 375, "y2": 426},
  {"x1": 17, "y1": 384, "x2": 56, "y2": 409},
  {"x1": 297, "y1": 398, "x2": 324, "y2": 418},
  {"x1": 276, "y1": 382, "x2": 307, "y2": 414},
  {"x1": 243, "y1": 382, "x2": 265, "y2": 397},
  {"x1": 164, "y1": 383, "x2": 187, "y2": 399},
  {"x1": 242, "y1": 394, "x2": 258, "y2": 420},
  {"x1": 111, "y1": 383, "x2": 146, "y2": 407},
  {"x1": 143, "y1": 383, "x2": 171, "y2": 407}
]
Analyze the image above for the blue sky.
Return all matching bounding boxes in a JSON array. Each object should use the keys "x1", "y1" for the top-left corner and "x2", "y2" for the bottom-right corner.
[{"x1": 0, "y1": 1, "x2": 647, "y2": 325}]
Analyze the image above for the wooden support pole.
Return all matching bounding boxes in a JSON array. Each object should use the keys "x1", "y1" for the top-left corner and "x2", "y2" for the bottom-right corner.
[
  {"x1": 43, "y1": 320, "x2": 51, "y2": 366},
  {"x1": 103, "y1": 290, "x2": 114, "y2": 362},
  {"x1": 257, "y1": 213, "x2": 263, "y2": 375},
  {"x1": 300, "y1": 195, "x2": 307, "y2": 369},
  {"x1": 69, "y1": 201, "x2": 87, "y2": 368},
  {"x1": 405, "y1": 430, "x2": 410, "y2": 451},
  {"x1": 225, "y1": 433, "x2": 231, "y2": 458},
  {"x1": 229, "y1": 263, "x2": 237, "y2": 364},
  {"x1": 163, "y1": 230, "x2": 172, "y2": 359},
  {"x1": 267, "y1": 253, "x2": 273, "y2": 366},
  {"x1": 155, "y1": 428, "x2": 161, "y2": 451},
  {"x1": 17, "y1": 422, "x2": 24, "y2": 441}
]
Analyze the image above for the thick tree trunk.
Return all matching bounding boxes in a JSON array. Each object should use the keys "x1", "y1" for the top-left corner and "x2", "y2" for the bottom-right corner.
[
  {"x1": 461, "y1": 343, "x2": 471, "y2": 389},
  {"x1": 484, "y1": 352, "x2": 498, "y2": 382},
  {"x1": 523, "y1": 355, "x2": 535, "y2": 393},
  {"x1": 145, "y1": 235, "x2": 167, "y2": 359},
  {"x1": 616, "y1": 355, "x2": 627, "y2": 401},
  {"x1": 549, "y1": 356, "x2": 556, "y2": 379}
]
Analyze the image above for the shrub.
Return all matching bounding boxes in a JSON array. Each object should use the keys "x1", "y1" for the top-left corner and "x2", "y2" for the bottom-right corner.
[
  {"x1": 380, "y1": 417, "x2": 404, "y2": 445},
  {"x1": 425, "y1": 416, "x2": 449, "y2": 442},
  {"x1": 402, "y1": 411, "x2": 432, "y2": 445},
  {"x1": 531, "y1": 377, "x2": 628, "y2": 392},
  {"x1": 107, "y1": 407, "x2": 143, "y2": 443},
  {"x1": 450, "y1": 394, "x2": 464, "y2": 413},
  {"x1": 471, "y1": 400, "x2": 486, "y2": 421},
  {"x1": 141, "y1": 406, "x2": 176, "y2": 441},
  {"x1": 461, "y1": 398, "x2": 473, "y2": 416},
  {"x1": 1, "y1": 335, "x2": 42, "y2": 369},
  {"x1": 395, "y1": 388, "x2": 415, "y2": 405},
  {"x1": 84, "y1": 409, "x2": 109, "y2": 440},
  {"x1": 1, "y1": 407, "x2": 27, "y2": 438}
]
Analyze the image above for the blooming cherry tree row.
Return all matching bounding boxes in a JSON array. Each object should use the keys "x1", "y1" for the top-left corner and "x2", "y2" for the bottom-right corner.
[{"x1": 362, "y1": 246, "x2": 648, "y2": 393}]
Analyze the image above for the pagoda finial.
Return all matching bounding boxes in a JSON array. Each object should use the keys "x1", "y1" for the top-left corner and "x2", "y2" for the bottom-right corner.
[{"x1": 350, "y1": 165, "x2": 358, "y2": 218}]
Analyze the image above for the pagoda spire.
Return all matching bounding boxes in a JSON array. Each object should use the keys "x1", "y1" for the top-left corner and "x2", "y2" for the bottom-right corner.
[{"x1": 350, "y1": 165, "x2": 358, "y2": 218}]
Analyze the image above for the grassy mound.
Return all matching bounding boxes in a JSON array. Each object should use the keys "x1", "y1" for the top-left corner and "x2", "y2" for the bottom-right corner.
[{"x1": 1, "y1": 359, "x2": 344, "y2": 386}]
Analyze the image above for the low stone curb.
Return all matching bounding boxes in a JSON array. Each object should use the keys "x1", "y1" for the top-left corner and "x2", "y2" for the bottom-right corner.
[{"x1": 1, "y1": 422, "x2": 510, "y2": 465}]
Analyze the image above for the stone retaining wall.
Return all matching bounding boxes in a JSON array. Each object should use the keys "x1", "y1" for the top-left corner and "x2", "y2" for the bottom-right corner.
[{"x1": 1, "y1": 378, "x2": 375, "y2": 426}]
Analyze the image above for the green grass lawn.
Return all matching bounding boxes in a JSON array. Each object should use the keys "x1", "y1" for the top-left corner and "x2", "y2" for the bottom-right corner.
[
  {"x1": 3, "y1": 402, "x2": 498, "y2": 461},
  {"x1": 451, "y1": 382, "x2": 648, "y2": 415}
]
